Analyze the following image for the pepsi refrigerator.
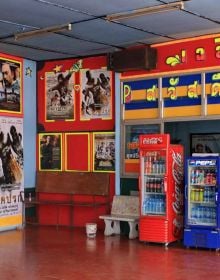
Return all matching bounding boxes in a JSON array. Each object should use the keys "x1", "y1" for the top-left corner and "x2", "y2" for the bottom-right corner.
[
  {"x1": 184, "y1": 156, "x2": 220, "y2": 249},
  {"x1": 139, "y1": 134, "x2": 184, "y2": 246}
]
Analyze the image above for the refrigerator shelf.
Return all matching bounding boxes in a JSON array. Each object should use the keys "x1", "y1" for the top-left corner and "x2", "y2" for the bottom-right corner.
[
  {"x1": 144, "y1": 173, "x2": 165, "y2": 176},
  {"x1": 188, "y1": 222, "x2": 216, "y2": 227},
  {"x1": 145, "y1": 192, "x2": 165, "y2": 195},
  {"x1": 190, "y1": 201, "x2": 216, "y2": 206},
  {"x1": 144, "y1": 212, "x2": 166, "y2": 216},
  {"x1": 190, "y1": 184, "x2": 216, "y2": 187}
]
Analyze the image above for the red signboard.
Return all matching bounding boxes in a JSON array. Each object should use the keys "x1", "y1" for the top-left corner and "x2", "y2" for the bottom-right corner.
[
  {"x1": 121, "y1": 34, "x2": 220, "y2": 78},
  {"x1": 139, "y1": 134, "x2": 170, "y2": 149}
]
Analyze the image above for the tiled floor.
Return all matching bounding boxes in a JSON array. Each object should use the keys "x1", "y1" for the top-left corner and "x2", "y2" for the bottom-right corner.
[{"x1": 0, "y1": 226, "x2": 220, "y2": 280}]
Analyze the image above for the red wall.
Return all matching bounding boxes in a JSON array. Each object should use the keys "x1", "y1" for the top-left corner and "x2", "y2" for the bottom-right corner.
[
  {"x1": 38, "y1": 55, "x2": 115, "y2": 132},
  {"x1": 37, "y1": 55, "x2": 115, "y2": 227}
]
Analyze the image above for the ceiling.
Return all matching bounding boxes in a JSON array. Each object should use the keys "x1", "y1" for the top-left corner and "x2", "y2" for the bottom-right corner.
[{"x1": 0, "y1": 0, "x2": 219, "y2": 61}]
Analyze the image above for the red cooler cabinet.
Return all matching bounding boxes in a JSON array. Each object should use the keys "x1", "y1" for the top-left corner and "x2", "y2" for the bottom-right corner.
[{"x1": 139, "y1": 134, "x2": 184, "y2": 246}]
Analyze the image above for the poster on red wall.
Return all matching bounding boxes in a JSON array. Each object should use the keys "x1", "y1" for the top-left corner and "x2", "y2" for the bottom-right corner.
[
  {"x1": 0, "y1": 57, "x2": 22, "y2": 115},
  {"x1": 0, "y1": 117, "x2": 23, "y2": 227},
  {"x1": 37, "y1": 56, "x2": 115, "y2": 132},
  {"x1": 80, "y1": 69, "x2": 112, "y2": 120},
  {"x1": 93, "y1": 132, "x2": 115, "y2": 172},
  {"x1": 39, "y1": 133, "x2": 62, "y2": 171},
  {"x1": 45, "y1": 70, "x2": 75, "y2": 121}
]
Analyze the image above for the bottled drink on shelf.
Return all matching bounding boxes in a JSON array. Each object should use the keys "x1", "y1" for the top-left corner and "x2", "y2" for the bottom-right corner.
[
  {"x1": 191, "y1": 169, "x2": 195, "y2": 184},
  {"x1": 144, "y1": 196, "x2": 166, "y2": 215},
  {"x1": 199, "y1": 188, "x2": 204, "y2": 202},
  {"x1": 195, "y1": 169, "x2": 200, "y2": 184},
  {"x1": 160, "y1": 179, "x2": 164, "y2": 193},
  {"x1": 190, "y1": 188, "x2": 195, "y2": 201},
  {"x1": 191, "y1": 207, "x2": 196, "y2": 219},
  {"x1": 210, "y1": 187, "x2": 216, "y2": 203},
  {"x1": 198, "y1": 170, "x2": 205, "y2": 184},
  {"x1": 194, "y1": 189, "x2": 200, "y2": 201},
  {"x1": 146, "y1": 178, "x2": 150, "y2": 192}
]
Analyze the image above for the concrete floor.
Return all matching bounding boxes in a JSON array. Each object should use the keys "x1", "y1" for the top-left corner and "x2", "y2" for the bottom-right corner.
[{"x1": 0, "y1": 226, "x2": 220, "y2": 280}]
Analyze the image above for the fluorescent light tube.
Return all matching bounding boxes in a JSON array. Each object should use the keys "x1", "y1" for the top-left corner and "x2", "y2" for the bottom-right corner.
[
  {"x1": 14, "y1": 23, "x2": 72, "y2": 40},
  {"x1": 106, "y1": 1, "x2": 184, "y2": 21}
]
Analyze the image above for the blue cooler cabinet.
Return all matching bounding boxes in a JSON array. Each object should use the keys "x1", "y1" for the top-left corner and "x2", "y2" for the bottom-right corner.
[{"x1": 184, "y1": 156, "x2": 220, "y2": 249}]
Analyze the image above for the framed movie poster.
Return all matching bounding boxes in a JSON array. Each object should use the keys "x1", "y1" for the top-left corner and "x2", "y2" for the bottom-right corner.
[
  {"x1": 0, "y1": 117, "x2": 23, "y2": 226},
  {"x1": 190, "y1": 133, "x2": 220, "y2": 154},
  {"x1": 45, "y1": 71, "x2": 75, "y2": 121},
  {"x1": 39, "y1": 133, "x2": 62, "y2": 171},
  {"x1": 80, "y1": 69, "x2": 112, "y2": 120},
  {"x1": 93, "y1": 132, "x2": 115, "y2": 172},
  {"x1": 0, "y1": 57, "x2": 22, "y2": 114}
]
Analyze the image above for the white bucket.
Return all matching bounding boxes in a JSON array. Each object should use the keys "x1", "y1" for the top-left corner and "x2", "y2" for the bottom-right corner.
[{"x1": 86, "y1": 223, "x2": 97, "y2": 238}]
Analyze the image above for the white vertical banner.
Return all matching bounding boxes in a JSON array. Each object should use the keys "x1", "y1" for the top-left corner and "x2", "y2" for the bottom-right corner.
[{"x1": 0, "y1": 117, "x2": 23, "y2": 228}]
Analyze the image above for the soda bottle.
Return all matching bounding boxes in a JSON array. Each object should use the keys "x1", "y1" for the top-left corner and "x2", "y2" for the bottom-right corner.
[
  {"x1": 206, "y1": 188, "x2": 210, "y2": 202},
  {"x1": 190, "y1": 188, "x2": 195, "y2": 201},
  {"x1": 199, "y1": 188, "x2": 204, "y2": 202},
  {"x1": 194, "y1": 189, "x2": 199, "y2": 201},
  {"x1": 152, "y1": 198, "x2": 156, "y2": 213},
  {"x1": 200, "y1": 207, "x2": 204, "y2": 223},
  {"x1": 162, "y1": 160, "x2": 166, "y2": 174},
  {"x1": 199, "y1": 170, "x2": 204, "y2": 184},
  {"x1": 146, "y1": 178, "x2": 149, "y2": 192},
  {"x1": 191, "y1": 207, "x2": 196, "y2": 219},
  {"x1": 156, "y1": 198, "x2": 160, "y2": 214},
  {"x1": 148, "y1": 156, "x2": 152, "y2": 174},
  {"x1": 203, "y1": 207, "x2": 208, "y2": 223},
  {"x1": 197, "y1": 206, "x2": 202, "y2": 222},
  {"x1": 203, "y1": 187, "x2": 207, "y2": 202},
  {"x1": 212, "y1": 171, "x2": 216, "y2": 185},
  {"x1": 191, "y1": 169, "x2": 195, "y2": 184},
  {"x1": 195, "y1": 169, "x2": 200, "y2": 184},
  {"x1": 149, "y1": 178, "x2": 153, "y2": 193},
  {"x1": 212, "y1": 208, "x2": 216, "y2": 223},
  {"x1": 207, "y1": 207, "x2": 211, "y2": 224},
  {"x1": 145, "y1": 159, "x2": 148, "y2": 174},
  {"x1": 154, "y1": 178, "x2": 157, "y2": 193},
  {"x1": 143, "y1": 199, "x2": 146, "y2": 214},
  {"x1": 148, "y1": 198, "x2": 152, "y2": 213},
  {"x1": 152, "y1": 161, "x2": 156, "y2": 174}
]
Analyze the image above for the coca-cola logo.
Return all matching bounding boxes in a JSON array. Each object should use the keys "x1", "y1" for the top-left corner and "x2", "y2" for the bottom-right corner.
[
  {"x1": 171, "y1": 150, "x2": 184, "y2": 237},
  {"x1": 172, "y1": 151, "x2": 183, "y2": 215},
  {"x1": 142, "y1": 137, "x2": 163, "y2": 145}
]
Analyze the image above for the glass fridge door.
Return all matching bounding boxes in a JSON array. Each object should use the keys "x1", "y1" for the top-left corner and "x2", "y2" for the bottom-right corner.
[
  {"x1": 187, "y1": 158, "x2": 217, "y2": 227},
  {"x1": 141, "y1": 150, "x2": 167, "y2": 216}
]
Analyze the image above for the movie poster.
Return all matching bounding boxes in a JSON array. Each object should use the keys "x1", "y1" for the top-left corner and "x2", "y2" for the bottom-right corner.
[
  {"x1": 80, "y1": 69, "x2": 112, "y2": 120},
  {"x1": 93, "y1": 132, "x2": 115, "y2": 172},
  {"x1": 45, "y1": 71, "x2": 74, "y2": 121},
  {"x1": 0, "y1": 117, "x2": 23, "y2": 222},
  {"x1": 0, "y1": 58, "x2": 22, "y2": 114},
  {"x1": 191, "y1": 133, "x2": 220, "y2": 154},
  {"x1": 39, "y1": 133, "x2": 62, "y2": 171}
]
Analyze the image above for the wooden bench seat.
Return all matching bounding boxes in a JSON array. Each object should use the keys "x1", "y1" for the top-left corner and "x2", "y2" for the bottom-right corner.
[
  {"x1": 99, "y1": 195, "x2": 139, "y2": 239},
  {"x1": 23, "y1": 171, "x2": 111, "y2": 227}
]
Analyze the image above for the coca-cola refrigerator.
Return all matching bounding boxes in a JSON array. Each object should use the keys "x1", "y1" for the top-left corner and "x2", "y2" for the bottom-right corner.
[
  {"x1": 184, "y1": 155, "x2": 220, "y2": 249},
  {"x1": 139, "y1": 134, "x2": 184, "y2": 246}
]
